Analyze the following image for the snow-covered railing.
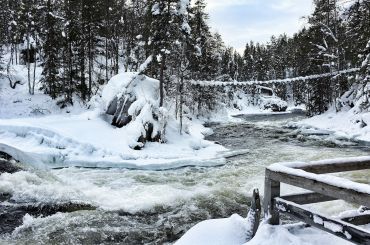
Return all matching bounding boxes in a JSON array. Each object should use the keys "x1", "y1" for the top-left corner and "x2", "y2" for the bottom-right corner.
[
  {"x1": 190, "y1": 68, "x2": 360, "y2": 87},
  {"x1": 263, "y1": 156, "x2": 370, "y2": 244}
]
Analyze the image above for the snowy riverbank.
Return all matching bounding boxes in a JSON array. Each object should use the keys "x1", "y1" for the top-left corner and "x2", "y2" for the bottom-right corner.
[
  {"x1": 0, "y1": 72, "x2": 230, "y2": 170},
  {"x1": 290, "y1": 107, "x2": 370, "y2": 144},
  {"x1": 0, "y1": 112, "x2": 229, "y2": 170}
]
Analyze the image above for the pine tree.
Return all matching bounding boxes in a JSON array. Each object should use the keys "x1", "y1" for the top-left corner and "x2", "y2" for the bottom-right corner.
[
  {"x1": 242, "y1": 42, "x2": 256, "y2": 80},
  {"x1": 188, "y1": 0, "x2": 211, "y2": 79},
  {"x1": 41, "y1": 0, "x2": 62, "y2": 99},
  {"x1": 344, "y1": 0, "x2": 370, "y2": 67},
  {"x1": 358, "y1": 40, "x2": 370, "y2": 111}
]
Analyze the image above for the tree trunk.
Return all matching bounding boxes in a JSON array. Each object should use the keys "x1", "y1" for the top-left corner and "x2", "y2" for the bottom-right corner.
[
  {"x1": 159, "y1": 55, "x2": 166, "y2": 107},
  {"x1": 7, "y1": 50, "x2": 15, "y2": 89},
  {"x1": 68, "y1": 39, "x2": 73, "y2": 103},
  {"x1": 27, "y1": 32, "x2": 31, "y2": 94},
  {"x1": 32, "y1": 36, "x2": 37, "y2": 95},
  {"x1": 80, "y1": 42, "x2": 86, "y2": 101},
  {"x1": 88, "y1": 26, "x2": 92, "y2": 100},
  {"x1": 106, "y1": 38, "x2": 109, "y2": 82},
  {"x1": 179, "y1": 75, "x2": 184, "y2": 135},
  {"x1": 15, "y1": 44, "x2": 18, "y2": 65},
  {"x1": 115, "y1": 37, "x2": 119, "y2": 74}
]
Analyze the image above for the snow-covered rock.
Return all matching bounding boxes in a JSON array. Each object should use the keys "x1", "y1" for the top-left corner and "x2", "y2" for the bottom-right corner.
[
  {"x1": 258, "y1": 96, "x2": 288, "y2": 112},
  {"x1": 176, "y1": 214, "x2": 253, "y2": 245},
  {"x1": 101, "y1": 72, "x2": 165, "y2": 149}
]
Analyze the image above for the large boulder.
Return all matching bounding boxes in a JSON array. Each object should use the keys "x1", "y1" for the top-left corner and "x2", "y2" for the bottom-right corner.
[{"x1": 101, "y1": 72, "x2": 166, "y2": 149}]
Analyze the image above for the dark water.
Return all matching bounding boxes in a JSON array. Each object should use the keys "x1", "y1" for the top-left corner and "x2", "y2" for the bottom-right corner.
[{"x1": 0, "y1": 112, "x2": 368, "y2": 244}]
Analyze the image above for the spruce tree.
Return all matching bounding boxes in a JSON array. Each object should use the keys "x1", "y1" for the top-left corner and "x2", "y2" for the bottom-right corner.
[{"x1": 41, "y1": 0, "x2": 61, "y2": 99}]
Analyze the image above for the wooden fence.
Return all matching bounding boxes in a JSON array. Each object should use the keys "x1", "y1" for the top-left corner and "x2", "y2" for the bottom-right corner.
[{"x1": 263, "y1": 157, "x2": 370, "y2": 244}]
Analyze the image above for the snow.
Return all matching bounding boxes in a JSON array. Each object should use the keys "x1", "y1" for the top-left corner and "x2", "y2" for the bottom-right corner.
[
  {"x1": 291, "y1": 107, "x2": 370, "y2": 143},
  {"x1": 177, "y1": 218, "x2": 353, "y2": 245},
  {"x1": 277, "y1": 156, "x2": 370, "y2": 169},
  {"x1": 176, "y1": 214, "x2": 252, "y2": 245},
  {"x1": 269, "y1": 159, "x2": 370, "y2": 195},
  {"x1": 0, "y1": 72, "x2": 227, "y2": 170},
  {"x1": 177, "y1": 154, "x2": 370, "y2": 245},
  {"x1": 1, "y1": 59, "x2": 368, "y2": 244},
  {"x1": 248, "y1": 223, "x2": 351, "y2": 245},
  {"x1": 0, "y1": 63, "x2": 85, "y2": 119},
  {"x1": 177, "y1": 203, "x2": 370, "y2": 245},
  {"x1": 190, "y1": 68, "x2": 359, "y2": 87}
]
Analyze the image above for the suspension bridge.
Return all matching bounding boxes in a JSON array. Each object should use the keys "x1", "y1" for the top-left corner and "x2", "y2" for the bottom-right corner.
[{"x1": 190, "y1": 68, "x2": 360, "y2": 87}]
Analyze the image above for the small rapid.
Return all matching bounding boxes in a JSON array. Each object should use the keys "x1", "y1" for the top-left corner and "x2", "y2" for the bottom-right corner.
[{"x1": 1, "y1": 112, "x2": 369, "y2": 244}]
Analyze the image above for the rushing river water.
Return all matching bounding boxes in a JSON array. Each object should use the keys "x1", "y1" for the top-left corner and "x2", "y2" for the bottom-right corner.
[{"x1": 0, "y1": 112, "x2": 369, "y2": 244}]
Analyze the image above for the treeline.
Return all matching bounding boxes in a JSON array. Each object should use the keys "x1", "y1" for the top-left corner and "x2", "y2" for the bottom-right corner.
[
  {"x1": 191, "y1": 0, "x2": 370, "y2": 116},
  {"x1": 0, "y1": 0, "x2": 369, "y2": 116},
  {"x1": 0, "y1": 0, "x2": 231, "y2": 107},
  {"x1": 233, "y1": 0, "x2": 370, "y2": 115}
]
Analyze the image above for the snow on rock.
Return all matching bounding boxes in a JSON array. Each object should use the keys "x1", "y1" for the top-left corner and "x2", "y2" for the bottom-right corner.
[
  {"x1": 258, "y1": 96, "x2": 288, "y2": 112},
  {"x1": 175, "y1": 214, "x2": 253, "y2": 245},
  {"x1": 101, "y1": 72, "x2": 164, "y2": 149}
]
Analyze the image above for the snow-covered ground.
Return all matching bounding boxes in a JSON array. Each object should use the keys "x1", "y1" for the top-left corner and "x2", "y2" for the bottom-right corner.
[
  {"x1": 176, "y1": 217, "x2": 358, "y2": 245},
  {"x1": 291, "y1": 107, "x2": 370, "y2": 143},
  {"x1": 0, "y1": 72, "x2": 229, "y2": 170},
  {"x1": 0, "y1": 111, "x2": 229, "y2": 170}
]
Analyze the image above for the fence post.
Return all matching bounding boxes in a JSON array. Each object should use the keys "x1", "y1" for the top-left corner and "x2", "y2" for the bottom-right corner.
[{"x1": 263, "y1": 172, "x2": 280, "y2": 225}]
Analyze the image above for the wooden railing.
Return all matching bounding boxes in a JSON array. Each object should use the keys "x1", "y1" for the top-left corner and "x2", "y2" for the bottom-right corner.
[{"x1": 263, "y1": 157, "x2": 370, "y2": 244}]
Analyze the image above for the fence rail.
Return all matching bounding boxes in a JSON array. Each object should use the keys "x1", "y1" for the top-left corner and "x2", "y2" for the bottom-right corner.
[{"x1": 263, "y1": 156, "x2": 370, "y2": 244}]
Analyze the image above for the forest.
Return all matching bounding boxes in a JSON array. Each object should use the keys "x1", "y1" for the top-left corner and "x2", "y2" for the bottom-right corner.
[
  {"x1": 0, "y1": 0, "x2": 369, "y2": 116},
  {"x1": 2, "y1": 1, "x2": 370, "y2": 244}
]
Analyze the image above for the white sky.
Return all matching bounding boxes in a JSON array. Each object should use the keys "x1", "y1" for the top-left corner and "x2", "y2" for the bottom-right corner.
[{"x1": 205, "y1": 0, "x2": 315, "y2": 52}]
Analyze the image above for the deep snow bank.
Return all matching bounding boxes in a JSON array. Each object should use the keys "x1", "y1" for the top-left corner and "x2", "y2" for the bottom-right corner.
[
  {"x1": 176, "y1": 217, "x2": 354, "y2": 245},
  {"x1": 0, "y1": 72, "x2": 227, "y2": 169}
]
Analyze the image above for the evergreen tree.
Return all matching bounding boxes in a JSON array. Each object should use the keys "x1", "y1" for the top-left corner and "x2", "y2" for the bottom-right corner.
[{"x1": 41, "y1": 0, "x2": 62, "y2": 99}]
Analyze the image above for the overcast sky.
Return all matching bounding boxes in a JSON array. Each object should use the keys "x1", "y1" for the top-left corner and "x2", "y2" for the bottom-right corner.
[{"x1": 205, "y1": 0, "x2": 314, "y2": 53}]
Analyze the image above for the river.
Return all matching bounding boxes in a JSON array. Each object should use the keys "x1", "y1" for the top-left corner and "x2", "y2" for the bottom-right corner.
[{"x1": 0, "y1": 112, "x2": 369, "y2": 244}]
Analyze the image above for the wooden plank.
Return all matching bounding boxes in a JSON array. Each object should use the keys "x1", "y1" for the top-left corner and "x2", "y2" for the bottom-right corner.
[
  {"x1": 275, "y1": 198, "x2": 370, "y2": 245},
  {"x1": 263, "y1": 173, "x2": 280, "y2": 225},
  {"x1": 281, "y1": 192, "x2": 337, "y2": 205},
  {"x1": 266, "y1": 169, "x2": 370, "y2": 207},
  {"x1": 296, "y1": 159, "x2": 370, "y2": 174},
  {"x1": 342, "y1": 214, "x2": 370, "y2": 226}
]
